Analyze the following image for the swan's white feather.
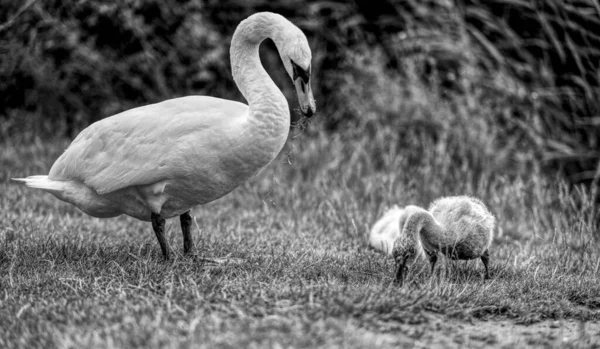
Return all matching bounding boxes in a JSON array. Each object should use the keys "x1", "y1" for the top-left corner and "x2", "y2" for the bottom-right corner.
[
  {"x1": 11, "y1": 176, "x2": 65, "y2": 192},
  {"x1": 17, "y1": 95, "x2": 285, "y2": 221},
  {"x1": 49, "y1": 96, "x2": 248, "y2": 195}
]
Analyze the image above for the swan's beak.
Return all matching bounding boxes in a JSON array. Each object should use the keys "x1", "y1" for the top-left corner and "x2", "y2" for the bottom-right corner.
[{"x1": 294, "y1": 78, "x2": 316, "y2": 117}]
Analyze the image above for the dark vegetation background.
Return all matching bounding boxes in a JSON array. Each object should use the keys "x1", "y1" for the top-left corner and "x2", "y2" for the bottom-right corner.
[
  {"x1": 1, "y1": 0, "x2": 599, "y2": 187},
  {"x1": 1, "y1": 3, "x2": 600, "y2": 346}
]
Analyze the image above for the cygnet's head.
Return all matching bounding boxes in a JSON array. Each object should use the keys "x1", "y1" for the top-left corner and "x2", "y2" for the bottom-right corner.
[
  {"x1": 391, "y1": 205, "x2": 427, "y2": 285},
  {"x1": 392, "y1": 236, "x2": 418, "y2": 286}
]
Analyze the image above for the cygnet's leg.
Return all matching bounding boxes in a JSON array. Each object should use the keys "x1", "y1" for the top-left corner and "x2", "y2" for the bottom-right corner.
[
  {"x1": 427, "y1": 251, "x2": 438, "y2": 275},
  {"x1": 151, "y1": 213, "x2": 171, "y2": 260},
  {"x1": 180, "y1": 211, "x2": 194, "y2": 254},
  {"x1": 480, "y1": 249, "x2": 490, "y2": 279}
]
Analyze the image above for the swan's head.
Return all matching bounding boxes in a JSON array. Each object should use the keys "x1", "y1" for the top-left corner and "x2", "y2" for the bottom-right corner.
[{"x1": 278, "y1": 30, "x2": 316, "y2": 118}]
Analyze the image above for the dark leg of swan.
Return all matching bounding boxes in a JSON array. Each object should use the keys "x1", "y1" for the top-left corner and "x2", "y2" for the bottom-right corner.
[
  {"x1": 180, "y1": 211, "x2": 194, "y2": 254},
  {"x1": 151, "y1": 213, "x2": 171, "y2": 260},
  {"x1": 481, "y1": 249, "x2": 490, "y2": 279},
  {"x1": 427, "y1": 251, "x2": 438, "y2": 275}
]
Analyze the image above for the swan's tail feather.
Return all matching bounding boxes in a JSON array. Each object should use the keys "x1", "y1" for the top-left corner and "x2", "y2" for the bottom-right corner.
[{"x1": 12, "y1": 175, "x2": 66, "y2": 194}]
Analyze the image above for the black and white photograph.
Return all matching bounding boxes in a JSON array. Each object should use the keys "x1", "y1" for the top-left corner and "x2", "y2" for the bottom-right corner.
[{"x1": 1, "y1": 0, "x2": 599, "y2": 347}]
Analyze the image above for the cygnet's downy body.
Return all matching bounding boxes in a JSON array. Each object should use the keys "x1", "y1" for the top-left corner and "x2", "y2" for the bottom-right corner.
[
  {"x1": 369, "y1": 206, "x2": 428, "y2": 276},
  {"x1": 369, "y1": 205, "x2": 421, "y2": 256},
  {"x1": 393, "y1": 196, "x2": 495, "y2": 285}
]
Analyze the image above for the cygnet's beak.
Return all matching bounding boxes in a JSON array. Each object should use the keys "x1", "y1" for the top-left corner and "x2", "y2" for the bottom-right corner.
[
  {"x1": 294, "y1": 77, "x2": 316, "y2": 117},
  {"x1": 394, "y1": 260, "x2": 408, "y2": 286}
]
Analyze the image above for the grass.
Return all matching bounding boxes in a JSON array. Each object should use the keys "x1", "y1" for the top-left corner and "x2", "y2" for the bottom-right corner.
[
  {"x1": 1, "y1": 125, "x2": 599, "y2": 348},
  {"x1": 2, "y1": 1, "x2": 600, "y2": 347}
]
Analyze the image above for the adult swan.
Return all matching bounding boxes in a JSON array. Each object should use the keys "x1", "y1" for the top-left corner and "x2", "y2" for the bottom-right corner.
[{"x1": 13, "y1": 12, "x2": 316, "y2": 260}]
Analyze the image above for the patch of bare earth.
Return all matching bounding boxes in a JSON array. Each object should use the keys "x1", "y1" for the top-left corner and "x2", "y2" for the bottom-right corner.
[{"x1": 354, "y1": 313, "x2": 600, "y2": 348}]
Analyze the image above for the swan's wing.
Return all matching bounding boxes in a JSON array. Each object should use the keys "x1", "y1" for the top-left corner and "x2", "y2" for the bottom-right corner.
[{"x1": 48, "y1": 96, "x2": 248, "y2": 195}]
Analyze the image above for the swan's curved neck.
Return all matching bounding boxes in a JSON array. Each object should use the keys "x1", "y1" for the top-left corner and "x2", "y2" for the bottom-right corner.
[
  {"x1": 403, "y1": 207, "x2": 445, "y2": 251},
  {"x1": 230, "y1": 13, "x2": 290, "y2": 136}
]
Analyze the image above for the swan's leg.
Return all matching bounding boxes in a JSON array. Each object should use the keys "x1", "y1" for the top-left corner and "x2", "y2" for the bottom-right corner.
[
  {"x1": 151, "y1": 213, "x2": 171, "y2": 260},
  {"x1": 180, "y1": 211, "x2": 194, "y2": 254},
  {"x1": 427, "y1": 251, "x2": 438, "y2": 275},
  {"x1": 174, "y1": 213, "x2": 241, "y2": 266},
  {"x1": 480, "y1": 249, "x2": 490, "y2": 279}
]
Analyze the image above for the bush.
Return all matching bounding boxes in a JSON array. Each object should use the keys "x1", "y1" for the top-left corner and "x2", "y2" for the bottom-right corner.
[{"x1": 1, "y1": 0, "x2": 599, "y2": 187}]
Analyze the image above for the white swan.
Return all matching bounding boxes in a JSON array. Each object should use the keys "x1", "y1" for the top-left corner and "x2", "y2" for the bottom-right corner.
[
  {"x1": 12, "y1": 12, "x2": 316, "y2": 260},
  {"x1": 392, "y1": 196, "x2": 495, "y2": 285}
]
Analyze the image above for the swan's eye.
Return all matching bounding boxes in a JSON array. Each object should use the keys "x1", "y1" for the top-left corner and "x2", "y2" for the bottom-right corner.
[{"x1": 291, "y1": 60, "x2": 310, "y2": 83}]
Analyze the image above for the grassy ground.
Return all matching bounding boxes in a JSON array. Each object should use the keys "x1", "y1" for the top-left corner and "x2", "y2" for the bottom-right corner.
[{"x1": 1, "y1": 127, "x2": 600, "y2": 348}]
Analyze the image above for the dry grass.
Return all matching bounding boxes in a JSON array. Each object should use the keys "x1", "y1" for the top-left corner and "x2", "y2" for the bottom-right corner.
[
  {"x1": 2, "y1": 1, "x2": 600, "y2": 347},
  {"x1": 1, "y1": 126, "x2": 599, "y2": 348}
]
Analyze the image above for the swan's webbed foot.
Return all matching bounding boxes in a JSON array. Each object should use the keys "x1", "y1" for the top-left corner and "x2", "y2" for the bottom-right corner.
[
  {"x1": 151, "y1": 213, "x2": 171, "y2": 260},
  {"x1": 481, "y1": 249, "x2": 490, "y2": 279},
  {"x1": 180, "y1": 211, "x2": 194, "y2": 254}
]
